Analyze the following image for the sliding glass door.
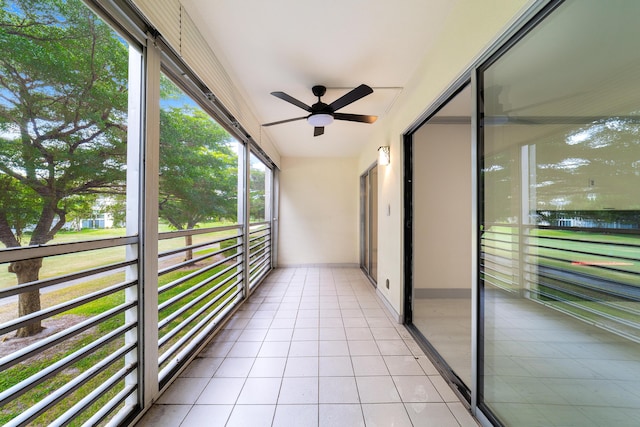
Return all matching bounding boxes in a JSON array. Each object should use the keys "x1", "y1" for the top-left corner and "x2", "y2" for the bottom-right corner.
[
  {"x1": 479, "y1": 1, "x2": 640, "y2": 425},
  {"x1": 361, "y1": 165, "x2": 378, "y2": 285}
]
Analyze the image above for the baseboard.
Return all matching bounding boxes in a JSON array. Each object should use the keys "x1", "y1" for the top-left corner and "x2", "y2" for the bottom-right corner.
[
  {"x1": 376, "y1": 287, "x2": 402, "y2": 324},
  {"x1": 274, "y1": 263, "x2": 359, "y2": 268}
]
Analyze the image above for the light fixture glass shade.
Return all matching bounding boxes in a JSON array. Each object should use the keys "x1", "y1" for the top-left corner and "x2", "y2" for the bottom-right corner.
[
  {"x1": 307, "y1": 113, "x2": 334, "y2": 127},
  {"x1": 378, "y1": 146, "x2": 390, "y2": 166}
]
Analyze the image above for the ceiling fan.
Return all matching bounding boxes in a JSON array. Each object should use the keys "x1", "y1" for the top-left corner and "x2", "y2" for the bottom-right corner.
[{"x1": 263, "y1": 84, "x2": 378, "y2": 136}]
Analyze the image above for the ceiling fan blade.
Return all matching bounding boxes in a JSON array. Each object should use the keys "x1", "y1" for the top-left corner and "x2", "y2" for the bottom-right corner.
[
  {"x1": 334, "y1": 113, "x2": 378, "y2": 124},
  {"x1": 314, "y1": 127, "x2": 324, "y2": 137},
  {"x1": 263, "y1": 116, "x2": 307, "y2": 127},
  {"x1": 271, "y1": 91, "x2": 312, "y2": 112},
  {"x1": 328, "y1": 84, "x2": 373, "y2": 112}
]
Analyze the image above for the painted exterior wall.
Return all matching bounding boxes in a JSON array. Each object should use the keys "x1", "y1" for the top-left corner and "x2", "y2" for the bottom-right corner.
[
  {"x1": 357, "y1": 0, "x2": 531, "y2": 316},
  {"x1": 278, "y1": 157, "x2": 359, "y2": 266}
]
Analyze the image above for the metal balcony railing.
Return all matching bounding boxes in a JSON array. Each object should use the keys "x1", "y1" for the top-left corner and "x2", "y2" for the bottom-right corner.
[
  {"x1": 0, "y1": 221, "x2": 273, "y2": 425},
  {"x1": 481, "y1": 223, "x2": 640, "y2": 341}
]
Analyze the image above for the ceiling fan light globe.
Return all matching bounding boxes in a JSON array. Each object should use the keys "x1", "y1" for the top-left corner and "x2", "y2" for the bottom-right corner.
[{"x1": 307, "y1": 113, "x2": 334, "y2": 127}]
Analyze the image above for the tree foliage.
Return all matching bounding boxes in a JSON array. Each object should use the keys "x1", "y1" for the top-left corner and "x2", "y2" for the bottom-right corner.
[
  {"x1": 159, "y1": 104, "x2": 238, "y2": 231},
  {"x1": 0, "y1": 0, "x2": 128, "y2": 335}
]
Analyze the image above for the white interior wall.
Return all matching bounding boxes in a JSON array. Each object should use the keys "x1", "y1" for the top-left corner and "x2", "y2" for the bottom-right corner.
[
  {"x1": 357, "y1": 0, "x2": 531, "y2": 315},
  {"x1": 278, "y1": 157, "x2": 359, "y2": 266},
  {"x1": 413, "y1": 124, "x2": 472, "y2": 291}
]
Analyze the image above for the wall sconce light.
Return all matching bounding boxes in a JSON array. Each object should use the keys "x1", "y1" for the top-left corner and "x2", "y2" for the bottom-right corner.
[{"x1": 378, "y1": 146, "x2": 390, "y2": 166}]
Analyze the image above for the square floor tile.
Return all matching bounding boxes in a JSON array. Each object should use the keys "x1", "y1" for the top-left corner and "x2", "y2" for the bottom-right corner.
[
  {"x1": 226, "y1": 404, "x2": 276, "y2": 427},
  {"x1": 352, "y1": 355, "x2": 389, "y2": 376},
  {"x1": 384, "y1": 355, "x2": 424, "y2": 375},
  {"x1": 246, "y1": 317, "x2": 273, "y2": 329},
  {"x1": 345, "y1": 327, "x2": 374, "y2": 340},
  {"x1": 319, "y1": 356, "x2": 354, "y2": 376},
  {"x1": 270, "y1": 318, "x2": 296, "y2": 328},
  {"x1": 295, "y1": 318, "x2": 319, "y2": 328},
  {"x1": 285, "y1": 356, "x2": 318, "y2": 377},
  {"x1": 278, "y1": 377, "x2": 319, "y2": 404},
  {"x1": 180, "y1": 405, "x2": 233, "y2": 427},
  {"x1": 258, "y1": 341, "x2": 290, "y2": 358},
  {"x1": 196, "y1": 377, "x2": 244, "y2": 404},
  {"x1": 156, "y1": 377, "x2": 209, "y2": 404},
  {"x1": 135, "y1": 404, "x2": 190, "y2": 426},
  {"x1": 319, "y1": 404, "x2": 364, "y2": 427},
  {"x1": 238, "y1": 328, "x2": 268, "y2": 342},
  {"x1": 249, "y1": 357, "x2": 287, "y2": 377},
  {"x1": 289, "y1": 340, "x2": 319, "y2": 356},
  {"x1": 393, "y1": 375, "x2": 442, "y2": 402},
  {"x1": 273, "y1": 404, "x2": 318, "y2": 427},
  {"x1": 319, "y1": 377, "x2": 360, "y2": 403},
  {"x1": 371, "y1": 327, "x2": 402, "y2": 340},
  {"x1": 179, "y1": 357, "x2": 223, "y2": 378},
  {"x1": 356, "y1": 376, "x2": 401, "y2": 403},
  {"x1": 227, "y1": 341, "x2": 262, "y2": 358},
  {"x1": 319, "y1": 327, "x2": 346, "y2": 341},
  {"x1": 292, "y1": 328, "x2": 319, "y2": 341},
  {"x1": 319, "y1": 340, "x2": 350, "y2": 356},
  {"x1": 377, "y1": 340, "x2": 412, "y2": 356},
  {"x1": 430, "y1": 375, "x2": 460, "y2": 402},
  {"x1": 348, "y1": 340, "x2": 380, "y2": 356},
  {"x1": 200, "y1": 341, "x2": 234, "y2": 358},
  {"x1": 342, "y1": 317, "x2": 368, "y2": 328},
  {"x1": 265, "y1": 328, "x2": 294, "y2": 341},
  {"x1": 362, "y1": 403, "x2": 413, "y2": 427},
  {"x1": 405, "y1": 402, "x2": 466, "y2": 427},
  {"x1": 237, "y1": 377, "x2": 282, "y2": 404},
  {"x1": 214, "y1": 358, "x2": 255, "y2": 377}
]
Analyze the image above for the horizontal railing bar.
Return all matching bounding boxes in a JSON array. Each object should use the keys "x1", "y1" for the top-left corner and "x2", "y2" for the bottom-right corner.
[
  {"x1": 534, "y1": 224, "x2": 640, "y2": 236},
  {"x1": 158, "y1": 234, "x2": 240, "y2": 259},
  {"x1": 158, "y1": 224, "x2": 242, "y2": 241},
  {"x1": 159, "y1": 268, "x2": 242, "y2": 330},
  {"x1": 158, "y1": 282, "x2": 240, "y2": 348},
  {"x1": 159, "y1": 262, "x2": 241, "y2": 320},
  {"x1": 6, "y1": 347, "x2": 136, "y2": 427},
  {"x1": 249, "y1": 245, "x2": 269, "y2": 260},
  {"x1": 250, "y1": 257, "x2": 270, "y2": 278},
  {"x1": 248, "y1": 230, "x2": 270, "y2": 239},
  {"x1": 0, "y1": 301, "x2": 135, "y2": 372},
  {"x1": 159, "y1": 290, "x2": 240, "y2": 381},
  {"x1": 249, "y1": 236, "x2": 270, "y2": 248},
  {"x1": 0, "y1": 322, "x2": 136, "y2": 406},
  {"x1": 79, "y1": 382, "x2": 137, "y2": 427},
  {"x1": 531, "y1": 244, "x2": 640, "y2": 263},
  {"x1": 0, "y1": 260, "x2": 136, "y2": 299},
  {"x1": 250, "y1": 264, "x2": 271, "y2": 290},
  {"x1": 159, "y1": 285, "x2": 242, "y2": 366},
  {"x1": 158, "y1": 266, "x2": 242, "y2": 330},
  {"x1": 0, "y1": 279, "x2": 136, "y2": 336},
  {"x1": 158, "y1": 254, "x2": 240, "y2": 296},
  {"x1": 50, "y1": 354, "x2": 137, "y2": 427},
  {"x1": 530, "y1": 235, "x2": 640, "y2": 249},
  {"x1": 248, "y1": 221, "x2": 270, "y2": 227},
  {"x1": 0, "y1": 236, "x2": 138, "y2": 264},
  {"x1": 158, "y1": 244, "x2": 242, "y2": 277}
]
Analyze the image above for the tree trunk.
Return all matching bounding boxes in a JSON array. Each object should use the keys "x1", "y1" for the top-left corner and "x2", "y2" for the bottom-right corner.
[
  {"x1": 184, "y1": 234, "x2": 193, "y2": 261},
  {"x1": 9, "y1": 258, "x2": 44, "y2": 337}
]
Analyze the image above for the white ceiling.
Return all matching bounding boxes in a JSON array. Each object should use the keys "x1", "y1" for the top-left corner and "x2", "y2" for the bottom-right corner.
[{"x1": 180, "y1": 0, "x2": 457, "y2": 158}]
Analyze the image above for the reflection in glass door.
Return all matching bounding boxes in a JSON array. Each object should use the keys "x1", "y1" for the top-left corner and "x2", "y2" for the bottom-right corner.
[
  {"x1": 479, "y1": 1, "x2": 640, "y2": 425},
  {"x1": 407, "y1": 85, "x2": 472, "y2": 396},
  {"x1": 361, "y1": 165, "x2": 378, "y2": 285}
]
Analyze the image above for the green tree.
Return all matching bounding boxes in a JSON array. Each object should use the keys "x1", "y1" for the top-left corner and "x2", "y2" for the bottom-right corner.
[
  {"x1": 0, "y1": 0, "x2": 128, "y2": 336},
  {"x1": 159, "y1": 104, "x2": 238, "y2": 260}
]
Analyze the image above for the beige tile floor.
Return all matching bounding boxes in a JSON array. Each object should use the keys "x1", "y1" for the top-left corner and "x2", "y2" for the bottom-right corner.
[{"x1": 136, "y1": 267, "x2": 478, "y2": 427}]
